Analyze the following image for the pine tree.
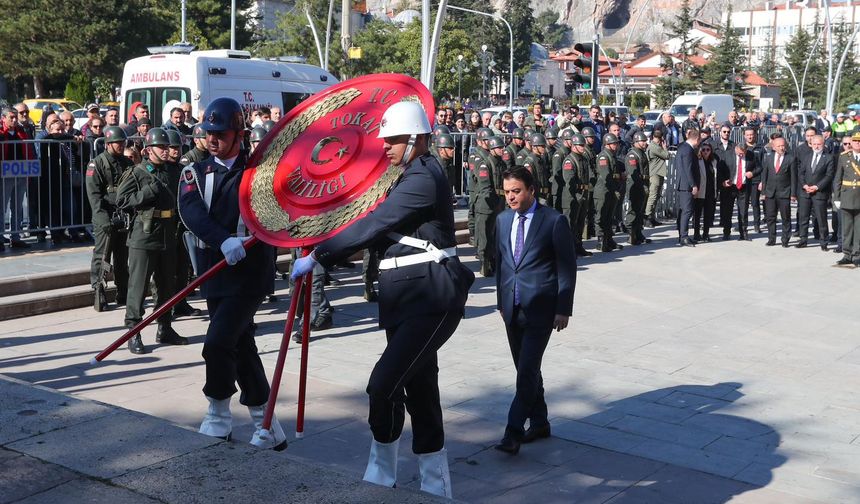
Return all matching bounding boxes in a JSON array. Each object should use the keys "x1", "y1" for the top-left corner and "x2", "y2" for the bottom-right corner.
[
  {"x1": 667, "y1": 0, "x2": 701, "y2": 78},
  {"x1": 832, "y1": 22, "x2": 860, "y2": 110},
  {"x1": 64, "y1": 72, "x2": 94, "y2": 105},
  {"x1": 757, "y1": 30, "x2": 778, "y2": 84},
  {"x1": 779, "y1": 22, "x2": 823, "y2": 108},
  {"x1": 701, "y1": 5, "x2": 745, "y2": 96}
]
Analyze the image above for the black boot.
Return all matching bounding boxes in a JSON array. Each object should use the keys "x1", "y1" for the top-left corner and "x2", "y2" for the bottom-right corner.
[
  {"x1": 156, "y1": 325, "x2": 189, "y2": 345},
  {"x1": 93, "y1": 285, "x2": 107, "y2": 312},
  {"x1": 173, "y1": 301, "x2": 201, "y2": 318},
  {"x1": 363, "y1": 283, "x2": 378, "y2": 302},
  {"x1": 128, "y1": 335, "x2": 147, "y2": 354}
]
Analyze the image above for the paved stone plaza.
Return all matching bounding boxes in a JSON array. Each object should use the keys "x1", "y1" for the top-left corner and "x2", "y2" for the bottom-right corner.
[{"x1": 2, "y1": 224, "x2": 860, "y2": 503}]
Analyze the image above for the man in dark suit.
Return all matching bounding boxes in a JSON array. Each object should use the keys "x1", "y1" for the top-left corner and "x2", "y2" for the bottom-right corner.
[
  {"x1": 291, "y1": 101, "x2": 474, "y2": 498},
  {"x1": 674, "y1": 128, "x2": 701, "y2": 246},
  {"x1": 713, "y1": 124, "x2": 735, "y2": 165},
  {"x1": 797, "y1": 135, "x2": 835, "y2": 249},
  {"x1": 760, "y1": 136, "x2": 797, "y2": 247},
  {"x1": 494, "y1": 166, "x2": 576, "y2": 456},
  {"x1": 719, "y1": 144, "x2": 757, "y2": 240}
]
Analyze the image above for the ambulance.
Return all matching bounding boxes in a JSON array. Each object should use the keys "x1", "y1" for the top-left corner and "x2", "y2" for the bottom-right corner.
[{"x1": 119, "y1": 46, "x2": 339, "y2": 125}]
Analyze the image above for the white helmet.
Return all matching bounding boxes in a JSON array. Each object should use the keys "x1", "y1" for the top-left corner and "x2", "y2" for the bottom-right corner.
[{"x1": 376, "y1": 101, "x2": 432, "y2": 139}]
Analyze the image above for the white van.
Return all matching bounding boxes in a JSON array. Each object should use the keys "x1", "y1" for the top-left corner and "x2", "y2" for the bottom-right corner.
[
  {"x1": 119, "y1": 48, "x2": 338, "y2": 125},
  {"x1": 669, "y1": 93, "x2": 734, "y2": 123}
]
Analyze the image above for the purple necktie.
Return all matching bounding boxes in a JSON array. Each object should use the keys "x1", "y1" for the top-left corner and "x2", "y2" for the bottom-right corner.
[{"x1": 514, "y1": 214, "x2": 526, "y2": 305}]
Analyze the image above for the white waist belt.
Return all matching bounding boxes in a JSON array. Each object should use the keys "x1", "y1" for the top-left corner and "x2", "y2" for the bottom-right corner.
[{"x1": 379, "y1": 247, "x2": 457, "y2": 270}]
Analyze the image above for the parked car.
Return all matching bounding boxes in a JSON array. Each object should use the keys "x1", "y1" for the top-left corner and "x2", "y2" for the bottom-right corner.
[
  {"x1": 643, "y1": 110, "x2": 665, "y2": 128},
  {"x1": 22, "y1": 98, "x2": 84, "y2": 125},
  {"x1": 781, "y1": 110, "x2": 818, "y2": 128}
]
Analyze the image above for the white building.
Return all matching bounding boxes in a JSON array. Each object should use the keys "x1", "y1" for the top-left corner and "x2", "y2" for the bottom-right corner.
[
  {"x1": 726, "y1": 0, "x2": 860, "y2": 69},
  {"x1": 522, "y1": 44, "x2": 567, "y2": 99}
]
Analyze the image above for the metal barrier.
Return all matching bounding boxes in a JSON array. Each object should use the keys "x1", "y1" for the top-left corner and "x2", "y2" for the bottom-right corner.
[{"x1": 2, "y1": 135, "x2": 192, "y2": 239}]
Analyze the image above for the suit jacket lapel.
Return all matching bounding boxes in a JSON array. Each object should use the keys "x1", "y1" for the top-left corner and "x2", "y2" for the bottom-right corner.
[{"x1": 517, "y1": 203, "x2": 544, "y2": 268}]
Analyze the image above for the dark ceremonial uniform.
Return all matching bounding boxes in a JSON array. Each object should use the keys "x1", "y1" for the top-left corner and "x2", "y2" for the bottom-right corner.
[
  {"x1": 313, "y1": 153, "x2": 474, "y2": 454},
  {"x1": 178, "y1": 153, "x2": 276, "y2": 404}
]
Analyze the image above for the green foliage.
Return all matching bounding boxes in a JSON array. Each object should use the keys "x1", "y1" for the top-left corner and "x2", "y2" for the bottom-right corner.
[
  {"x1": 533, "y1": 10, "x2": 568, "y2": 50},
  {"x1": 605, "y1": 48, "x2": 619, "y2": 59},
  {"x1": 667, "y1": 0, "x2": 701, "y2": 78},
  {"x1": 779, "y1": 23, "x2": 823, "y2": 108},
  {"x1": 757, "y1": 30, "x2": 778, "y2": 85},
  {"x1": 833, "y1": 23, "x2": 860, "y2": 110},
  {"x1": 630, "y1": 93, "x2": 650, "y2": 112},
  {"x1": 64, "y1": 72, "x2": 93, "y2": 105},
  {"x1": 252, "y1": 0, "x2": 331, "y2": 66},
  {"x1": 701, "y1": 5, "x2": 746, "y2": 95}
]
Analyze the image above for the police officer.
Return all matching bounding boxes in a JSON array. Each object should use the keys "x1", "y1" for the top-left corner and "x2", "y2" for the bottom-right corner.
[
  {"x1": 551, "y1": 129, "x2": 572, "y2": 211},
  {"x1": 561, "y1": 134, "x2": 593, "y2": 257},
  {"x1": 834, "y1": 132, "x2": 860, "y2": 267},
  {"x1": 164, "y1": 129, "x2": 202, "y2": 319},
  {"x1": 249, "y1": 126, "x2": 266, "y2": 153},
  {"x1": 290, "y1": 101, "x2": 474, "y2": 498},
  {"x1": 177, "y1": 98, "x2": 285, "y2": 450},
  {"x1": 581, "y1": 126, "x2": 599, "y2": 239},
  {"x1": 625, "y1": 132, "x2": 652, "y2": 245},
  {"x1": 117, "y1": 128, "x2": 188, "y2": 354},
  {"x1": 431, "y1": 133, "x2": 457, "y2": 193},
  {"x1": 474, "y1": 135, "x2": 503, "y2": 276},
  {"x1": 594, "y1": 133, "x2": 623, "y2": 252},
  {"x1": 86, "y1": 126, "x2": 133, "y2": 311},
  {"x1": 468, "y1": 128, "x2": 494, "y2": 246},
  {"x1": 181, "y1": 125, "x2": 210, "y2": 165},
  {"x1": 518, "y1": 133, "x2": 549, "y2": 202},
  {"x1": 503, "y1": 128, "x2": 525, "y2": 171}
]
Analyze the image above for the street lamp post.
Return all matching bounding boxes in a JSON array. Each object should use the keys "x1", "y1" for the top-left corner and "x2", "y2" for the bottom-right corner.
[
  {"x1": 455, "y1": 54, "x2": 464, "y2": 102},
  {"x1": 725, "y1": 67, "x2": 736, "y2": 102},
  {"x1": 479, "y1": 44, "x2": 492, "y2": 104},
  {"x1": 780, "y1": 56, "x2": 802, "y2": 109},
  {"x1": 446, "y1": 5, "x2": 514, "y2": 109}
]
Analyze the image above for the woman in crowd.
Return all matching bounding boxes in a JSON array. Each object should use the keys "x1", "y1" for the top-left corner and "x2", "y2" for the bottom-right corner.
[{"x1": 693, "y1": 142, "x2": 720, "y2": 242}]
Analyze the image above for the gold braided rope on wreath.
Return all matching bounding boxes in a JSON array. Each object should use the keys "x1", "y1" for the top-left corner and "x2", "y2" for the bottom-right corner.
[{"x1": 250, "y1": 90, "x2": 421, "y2": 238}]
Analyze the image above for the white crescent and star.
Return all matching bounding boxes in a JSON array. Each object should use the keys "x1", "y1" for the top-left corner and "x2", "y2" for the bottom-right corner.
[{"x1": 311, "y1": 136, "x2": 350, "y2": 165}]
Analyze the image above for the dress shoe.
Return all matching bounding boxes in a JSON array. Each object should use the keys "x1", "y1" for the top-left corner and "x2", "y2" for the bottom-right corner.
[
  {"x1": 795, "y1": 241, "x2": 807, "y2": 249},
  {"x1": 693, "y1": 233, "x2": 702, "y2": 242},
  {"x1": 267, "y1": 295, "x2": 279, "y2": 303},
  {"x1": 364, "y1": 287, "x2": 378, "y2": 302},
  {"x1": 835, "y1": 257, "x2": 854, "y2": 267},
  {"x1": 128, "y1": 335, "x2": 147, "y2": 354},
  {"x1": 10, "y1": 239, "x2": 30, "y2": 249},
  {"x1": 292, "y1": 330, "x2": 304, "y2": 344},
  {"x1": 781, "y1": 243, "x2": 790, "y2": 248},
  {"x1": 576, "y1": 248, "x2": 593, "y2": 257},
  {"x1": 821, "y1": 243, "x2": 828, "y2": 251},
  {"x1": 494, "y1": 436, "x2": 521, "y2": 455},
  {"x1": 173, "y1": 302, "x2": 202, "y2": 318},
  {"x1": 680, "y1": 237, "x2": 696, "y2": 247},
  {"x1": 650, "y1": 217, "x2": 663, "y2": 226},
  {"x1": 522, "y1": 424, "x2": 551, "y2": 443},
  {"x1": 156, "y1": 326, "x2": 189, "y2": 345},
  {"x1": 765, "y1": 240, "x2": 776, "y2": 246}
]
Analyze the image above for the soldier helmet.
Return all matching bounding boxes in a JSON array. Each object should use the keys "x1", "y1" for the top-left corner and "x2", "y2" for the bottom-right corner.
[
  {"x1": 581, "y1": 126, "x2": 596, "y2": 138},
  {"x1": 165, "y1": 128, "x2": 183, "y2": 147},
  {"x1": 544, "y1": 127, "x2": 559, "y2": 140},
  {"x1": 200, "y1": 97, "x2": 245, "y2": 132},
  {"x1": 476, "y1": 127, "x2": 494, "y2": 140},
  {"x1": 633, "y1": 131, "x2": 648, "y2": 143},
  {"x1": 192, "y1": 124, "x2": 206, "y2": 139},
  {"x1": 488, "y1": 136, "x2": 505, "y2": 150},
  {"x1": 433, "y1": 124, "x2": 450, "y2": 135},
  {"x1": 262, "y1": 120, "x2": 277, "y2": 132},
  {"x1": 603, "y1": 133, "x2": 619, "y2": 145},
  {"x1": 250, "y1": 126, "x2": 267, "y2": 143},
  {"x1": 530, "y1": 133, "x2": 547, "y2": 146},
  {"x1": 103, "y1": 126, "x2": 126, "y2": 144},
  {"x1": 512, "y1": 128, "x2": 526, "y2": 140},
  {"x1": 571, "y1": 133, "x2": 586, "y2": 146},
  {"x1": 144, "y1": 127, "x2": 170, "y2": 148},
  {"x1": 560, "y1": 129, "x2": 575, "y2": 141},
  {"x1": 436, "y1": 133, "x2": 456, "y2": 149}
]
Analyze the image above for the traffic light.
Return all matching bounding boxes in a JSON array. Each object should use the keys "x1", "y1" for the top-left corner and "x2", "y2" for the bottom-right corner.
[{"x1": 573, "y1": 42, "x2": 599, "y2": 104}]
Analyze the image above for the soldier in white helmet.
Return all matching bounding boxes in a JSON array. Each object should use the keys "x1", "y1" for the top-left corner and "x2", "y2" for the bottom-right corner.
[{"x1": 292, "y1": 100, "x2": 474, "y2": 499}]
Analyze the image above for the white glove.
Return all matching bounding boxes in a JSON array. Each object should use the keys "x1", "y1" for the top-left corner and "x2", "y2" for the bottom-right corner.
[
  {"x1": 291, "y1": 254, "x2": 318, "y2": 280},
  {"x1": 220, "y1": 236, "x2": 247, "y2": 265},
  {"x1": 834, "y1": 200, "x2": 841, "y2": 210}
]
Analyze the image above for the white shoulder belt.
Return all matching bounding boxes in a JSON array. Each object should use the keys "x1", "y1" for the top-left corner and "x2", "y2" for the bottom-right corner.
[{"x1": 378, "y1": 233, "x2": 457, "y2": 270}]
